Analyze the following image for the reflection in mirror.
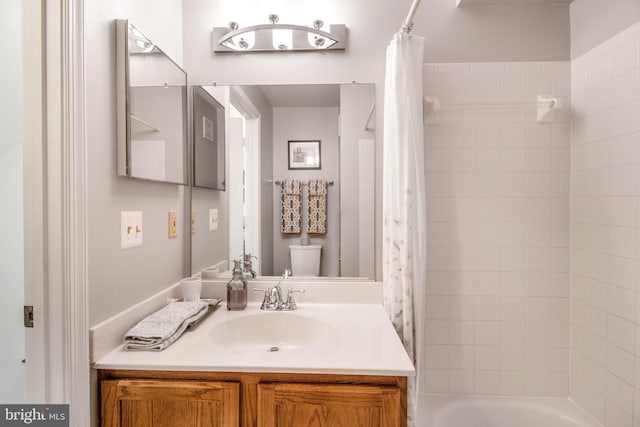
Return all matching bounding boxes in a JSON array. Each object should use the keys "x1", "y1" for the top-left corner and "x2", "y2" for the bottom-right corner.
[
  {"x1": 191, "y1": 84, "x2": 375, "y2": 280},
  {"x1": 116, "y1": 20, "x2": 187, "y2": 184},
  {"x1": 193, "y1": 86, "x2": 225, "y2": 190}
]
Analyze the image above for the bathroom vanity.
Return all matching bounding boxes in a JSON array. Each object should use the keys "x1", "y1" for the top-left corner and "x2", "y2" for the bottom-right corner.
[
  {"x1": 94, "y1": 301, "x2": 414, "y2": 427},
  {"x1": 100, "y1": 370, "x2": 406, "y2": 426}
]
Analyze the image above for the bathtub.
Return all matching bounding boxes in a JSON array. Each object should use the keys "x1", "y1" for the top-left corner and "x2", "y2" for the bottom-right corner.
[{"x1": 418, "y1": 395, "x2": 602, "y2": 427}]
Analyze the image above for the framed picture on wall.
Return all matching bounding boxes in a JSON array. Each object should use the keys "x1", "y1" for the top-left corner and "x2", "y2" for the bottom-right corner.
[
  {"x1": 202, "y1": 116, "x2": 214, "y2": 142},
  {"x1": 288, "y1": 140, "x2": 321, "y2": 170}
]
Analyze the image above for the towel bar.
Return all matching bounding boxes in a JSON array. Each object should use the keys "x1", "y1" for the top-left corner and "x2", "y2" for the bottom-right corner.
[{"x1": 272, "y1": 180, "x2": 334, "y2": 186}]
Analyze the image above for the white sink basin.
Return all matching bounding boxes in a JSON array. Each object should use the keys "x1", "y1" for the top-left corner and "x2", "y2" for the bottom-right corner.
[{"x1": 209, "y1": 312, "x2": 329, "y2": 351}]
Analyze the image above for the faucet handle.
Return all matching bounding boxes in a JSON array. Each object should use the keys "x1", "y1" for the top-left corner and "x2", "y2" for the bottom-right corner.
[
  {"x1": 252, "y1": 288, "x2": 270, "y2": 309},
  {"x1": 282, "y1": 288, "x2": 306, "y2": 311}
]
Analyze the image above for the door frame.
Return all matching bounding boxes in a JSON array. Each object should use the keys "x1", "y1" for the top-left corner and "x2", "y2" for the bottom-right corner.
[
  {"x1": 22, "y1": 0, "x2": 46, "y2": 403},
  {"x1": 23, "y1": 0, "x2": 90, "y2": 423},
  {"x1": 229, "y1": 87, "x2": 261, "y2": 273}
]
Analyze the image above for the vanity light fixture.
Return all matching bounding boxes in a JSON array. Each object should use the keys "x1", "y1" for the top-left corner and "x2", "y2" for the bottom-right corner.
[
  {"x1": 128, "y1": 24, "x2": 161, "y2": 54},
  {"x1": 212, "y1": 14, "x2": 346, "y2": 53}
]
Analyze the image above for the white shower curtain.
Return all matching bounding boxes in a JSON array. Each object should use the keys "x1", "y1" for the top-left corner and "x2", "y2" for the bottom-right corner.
[{"x1": 383, "y1": 30, "x2": 426, "y2": 427}]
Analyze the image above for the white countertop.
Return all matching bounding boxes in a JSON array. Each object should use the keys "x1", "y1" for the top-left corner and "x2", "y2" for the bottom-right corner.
[{"x1": 94, "y1": 303, "x2": 415, "y2": 377}]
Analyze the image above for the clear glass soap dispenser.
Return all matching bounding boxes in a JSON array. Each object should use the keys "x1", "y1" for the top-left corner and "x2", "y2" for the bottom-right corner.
[{"x1": 226, "y1": 259, "x2": 247, "y2": 310}]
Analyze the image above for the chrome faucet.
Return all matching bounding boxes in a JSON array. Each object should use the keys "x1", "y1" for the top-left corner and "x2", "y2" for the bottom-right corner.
[
  {"x1": 242, "y1": 254, "x2": 257, "y2": 278},
  {"x1": 253, "y1": 269, "x2": 305, "y2": 311}
]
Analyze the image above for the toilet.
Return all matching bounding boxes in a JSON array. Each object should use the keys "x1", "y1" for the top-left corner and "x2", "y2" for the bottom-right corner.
[{"x1": 289, "y1": 244, "x2": 322, "y2": 276}]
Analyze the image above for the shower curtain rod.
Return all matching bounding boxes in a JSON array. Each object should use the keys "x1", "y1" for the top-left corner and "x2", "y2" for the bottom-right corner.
[{"x1": 402, "y1": 0, "x2": 423, "y2": 34}]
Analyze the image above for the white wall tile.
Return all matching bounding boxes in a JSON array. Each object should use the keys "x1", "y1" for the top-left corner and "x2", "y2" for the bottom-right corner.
[
  {"x1": 606, "y1": 402, "x2": 633, "y2": 427},
  {"x1": 606, "y1": 343, "x2": 635, "y2": 385},
  {"x1": 475, "y1": 272, "x2": 499, "y2": 295},
  {"x1": 424, "y1": 60, "x2": 570, "y2": 397},
  {"x1": 451, "y1": 320, "x2": 475, "y2": 345},
  {"x1": 451, "y1": 345, "x2": 475, "y2": 370},
  {"x1": 526, "y1": 322, "x2": 550, "y2": 346},
  {"x1": 475, "y1": 370, "x2": 501, "y2": 394},
  {"x1": 500, "y1": 297, "x2": 524, "y2": 320},
  {"x1": 500, "y1": 346, "x2": 525, "y2": 370},
  {"x1": 500, "y1": 371, "x2": 525, "y2": 395},
  {"x1": 450, "y1": 370, "x2": 475, "y2": 393},
  {"x1": 425, "y1": 319, "x2": 451, "y2": 344},
  {"x1": 425, "y1": 344, "x2": 451, "y2": 369},
  {"x1": 608, "y1": 315, "x2": 635, "y2": 354},
  {"x1": 475, "y1": 346, "x2": 500, "y2": 370},
  {"x1": 525, "y1": 371, "x2": 550, "y2": 395},
  {"x1": 500, "y1": 321, "x2": 525, "y2": 346},
  {"x1": 475, "y1": 321, "x2": 500, "y2": 345},
  {"x1": 608, "y1": 285, "x2": 636, "y2": 322},
  {"x1": 610, "y1": 40, "x2": 639, "y2": 78},
  {"x1": 424, "y1": 369, "x2": 451, "y2": 393}
]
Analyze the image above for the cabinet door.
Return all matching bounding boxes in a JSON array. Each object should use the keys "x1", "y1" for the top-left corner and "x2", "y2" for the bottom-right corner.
[
  {"x1": 257, "y1": 383, "x2": 402, "y2": 427},
  {"x1": 101, "y1": 379, "x2": 239, "y2": 427}
]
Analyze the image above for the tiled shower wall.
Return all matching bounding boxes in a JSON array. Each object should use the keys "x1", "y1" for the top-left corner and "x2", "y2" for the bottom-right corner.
[
  {"x1": 422, "y1": 61, "x2": 571, "y2": 395},
  {"x1": 570, "y1": 21, "x2": 640, "y2": 427}
]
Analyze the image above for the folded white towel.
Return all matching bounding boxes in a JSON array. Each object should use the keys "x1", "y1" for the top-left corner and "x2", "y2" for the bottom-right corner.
[{"x1": 124, "y1": 301, "x2": 209, "y2": 351}]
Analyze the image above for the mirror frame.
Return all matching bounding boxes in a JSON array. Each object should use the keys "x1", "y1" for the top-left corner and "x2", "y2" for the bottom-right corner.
[{"x1": 115, "y1": 19, "x2": 188, "y2": 185}]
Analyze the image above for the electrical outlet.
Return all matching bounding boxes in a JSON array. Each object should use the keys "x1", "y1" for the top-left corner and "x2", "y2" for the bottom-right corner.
[
  {"x1": 191, "y1": 211, "x2": 196, "y2": 235},
  {"x1": 209, "y1": 209, "x2": 218, "y2": 231},
  {"x1": 168, "y1": 211, "x2": 178, "y2": 238},
  {"x1": 121, "y1": 211, "x2": 142, "y2": 249}
]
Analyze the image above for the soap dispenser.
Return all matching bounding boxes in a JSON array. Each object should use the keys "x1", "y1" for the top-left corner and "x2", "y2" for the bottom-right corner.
[{"x1": 226, "y1": 259, "x2": 247, "y2": 310}]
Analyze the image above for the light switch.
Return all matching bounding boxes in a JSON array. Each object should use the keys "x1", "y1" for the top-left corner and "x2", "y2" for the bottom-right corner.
[
  {"x1": 209, "y1": 209, "x2": 218, "y2": 231},
  {"x1": 168, "y1": 211, "x2": 178, "y2": 238},
  {"x1": 191, "y1": 211, "x2": 196, "y2": 235},
  {"x1": 121, "y1": 211, "x2": 143, "y2": 249}
]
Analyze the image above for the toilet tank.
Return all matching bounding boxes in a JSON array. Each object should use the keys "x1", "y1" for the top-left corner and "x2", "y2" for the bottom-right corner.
[{"x1": 289, "y1": 244, "x2": 322, "y2": 277}]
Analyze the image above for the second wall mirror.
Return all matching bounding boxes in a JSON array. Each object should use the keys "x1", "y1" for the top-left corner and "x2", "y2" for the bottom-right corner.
[
  {"x1": 115, "y1": 19, "x2": 188, "y2": 185},
  {"x1": 193, "y1": 86, "x2": 226, "y2": 190}
]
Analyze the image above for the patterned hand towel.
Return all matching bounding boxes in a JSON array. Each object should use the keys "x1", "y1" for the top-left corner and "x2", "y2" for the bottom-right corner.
[
  {"x1": 281, "y1": 179, "x2": 302, "y2": 234},
  {"x1": 124, "y1": 301, "x2": 209, "y2": 351},
  {"x1": 307, "y1": 179, "x2": 327, "y2": 234}
]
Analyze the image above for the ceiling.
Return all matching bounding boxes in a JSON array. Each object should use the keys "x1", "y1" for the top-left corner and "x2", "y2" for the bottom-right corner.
[
  {"x1": 457, "y1": 0, "x2": 573, "y2": 6},
  {"x1": 260, "y1": 84, "x2": 340, "y2": 108}
]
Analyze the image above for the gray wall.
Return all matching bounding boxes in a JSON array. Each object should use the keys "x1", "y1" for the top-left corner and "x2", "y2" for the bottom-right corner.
[
  {"x1": 420, "y1": 2, "x2": 570, "y2": 62},
  {"x1": 87, "y1": 0, "x2": 186, "y2": 326},
  {"x1": 570, "y1": 0, "x2": 640, "y2": 58},
  {"x1": 272, "y1": 108, "x2": 340, "y2": 277}
]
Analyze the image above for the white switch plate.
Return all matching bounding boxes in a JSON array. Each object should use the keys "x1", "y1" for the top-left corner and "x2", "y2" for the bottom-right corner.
[
  {"x1": 121, "y1": 211, "x2": 143, "y2": 249},
  {"x1": 209, "y1": 209, "x2": 218, "y2": 231}
]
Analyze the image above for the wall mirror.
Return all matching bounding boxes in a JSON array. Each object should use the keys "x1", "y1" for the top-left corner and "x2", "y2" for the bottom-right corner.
[
  {"x1": 115, "y1": 19, "x2": 188, "y2": 184},
  {"x1": 193, "y1": 86, "x2": 225, "y2": 190},
  {"x1": 191, "y1": 83, "x2": 376, "y2": 280}
]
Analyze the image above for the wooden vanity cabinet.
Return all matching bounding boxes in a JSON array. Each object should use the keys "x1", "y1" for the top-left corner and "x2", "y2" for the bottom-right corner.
[{"x1": 99, "y1": 370, "x2": 407, "y2": 427}]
